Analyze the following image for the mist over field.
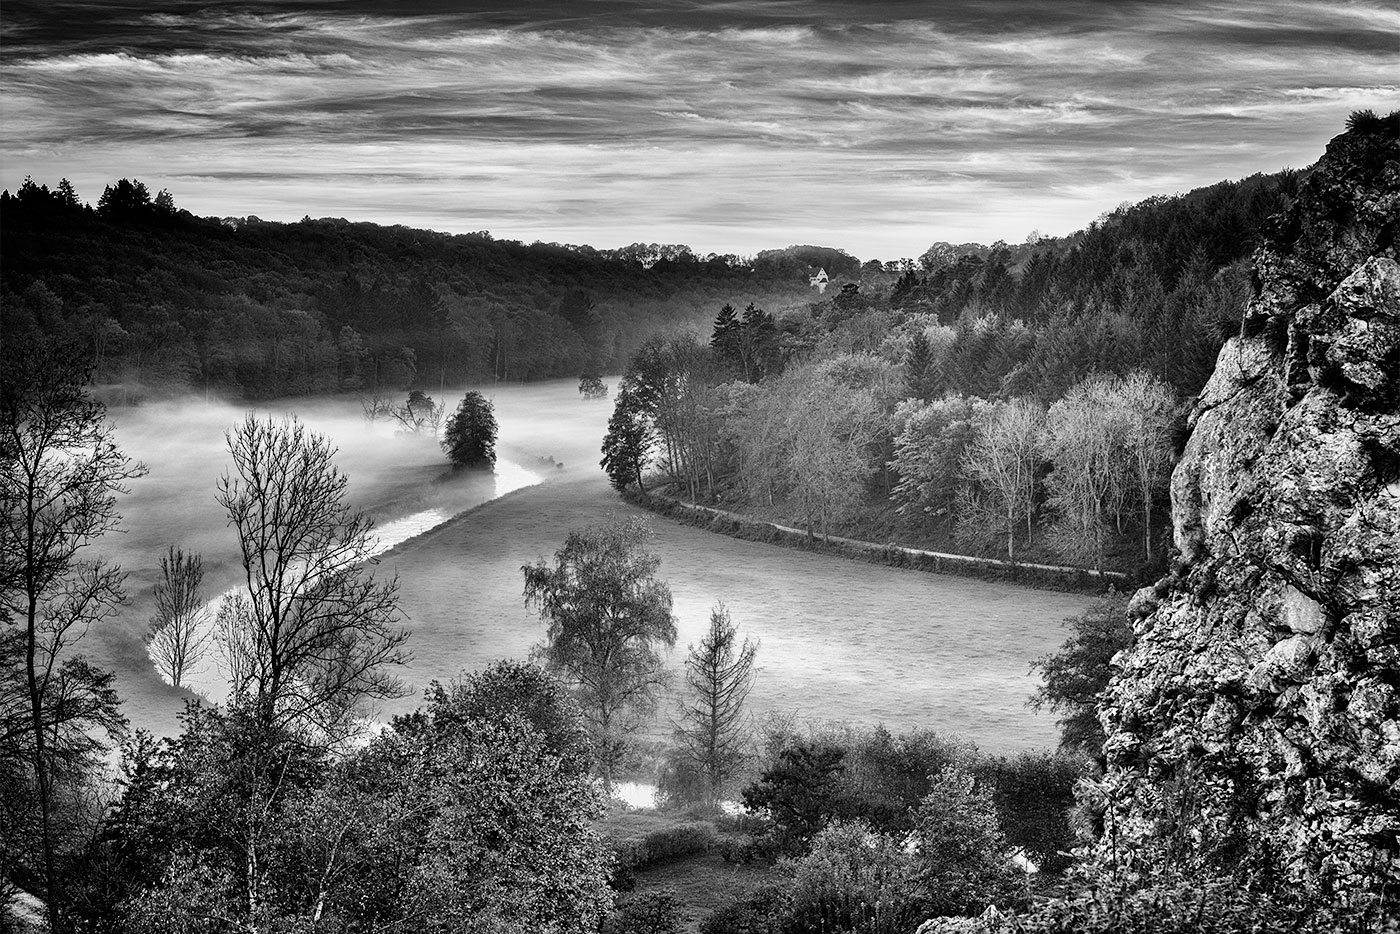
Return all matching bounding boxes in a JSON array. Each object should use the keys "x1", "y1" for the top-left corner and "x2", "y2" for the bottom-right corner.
[
  {"x1": 86, "y1": 378, "x2": 1086, "y2": 751},
  {"x1": 89, "y1": 380, "x2": 612, "y2": 736}
]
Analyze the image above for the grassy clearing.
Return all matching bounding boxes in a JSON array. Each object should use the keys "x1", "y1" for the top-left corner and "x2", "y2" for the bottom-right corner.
[{"x1": 598, "y1": 804, "x2": 781, "y2": 934}]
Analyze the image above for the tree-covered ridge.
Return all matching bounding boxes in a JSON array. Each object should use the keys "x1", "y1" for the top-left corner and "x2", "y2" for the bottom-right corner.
[
  {"x1": 0, "y1": 181, "x2": 822, "y2": 400},
  {"x1": 603, "y1": 168, "x2": 1300, "y2": 575}
]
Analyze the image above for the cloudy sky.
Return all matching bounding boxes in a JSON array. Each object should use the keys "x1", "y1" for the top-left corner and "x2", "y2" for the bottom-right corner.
[{"x1": 2, "y1": 1, "x2": 1394, "y2": 258}]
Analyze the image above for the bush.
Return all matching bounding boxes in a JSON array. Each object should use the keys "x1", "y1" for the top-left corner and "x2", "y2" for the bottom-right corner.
[
  {"x1": 615, "y1": 822, "x2": 717, "y2": 872},
  {"x1": 1008, "y1": 873, "x2": 1399, "y2": 934},
  {"x1": 606, "y1": 888, "x2": 682, "y2": 934},
  {"x1": 699, "y1": 883, "x2": 791, "y2": 934},
  {"x1": 783, "y1": 821, "x2": 922, "y2": 934},
  {"x1": 911, "y1": 766, "x2": 1028, "y2": 917},
  {"x1": 973, "y1": 751, "x2": 1084, "y2": 875}
]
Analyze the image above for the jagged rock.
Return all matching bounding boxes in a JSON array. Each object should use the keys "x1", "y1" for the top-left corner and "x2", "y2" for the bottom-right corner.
[{"x1": 1092, "y1": 117, "x2": 1400, "y2": 903}]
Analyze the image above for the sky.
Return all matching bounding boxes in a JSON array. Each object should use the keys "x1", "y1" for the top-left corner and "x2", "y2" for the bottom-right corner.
[{"x1": 2, "y1": 0, "x2": 1395, "y2": 259}]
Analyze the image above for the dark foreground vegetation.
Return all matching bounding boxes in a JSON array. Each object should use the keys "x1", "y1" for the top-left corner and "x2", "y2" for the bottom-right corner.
[{"x1": 4, "y1": 112, "x2": 1396, "y2": 931}]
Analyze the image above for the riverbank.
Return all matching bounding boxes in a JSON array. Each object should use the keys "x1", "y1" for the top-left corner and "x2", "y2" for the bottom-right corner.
[{"x1": 625, "y1": 489, "x2": 1132, "y2": 594}]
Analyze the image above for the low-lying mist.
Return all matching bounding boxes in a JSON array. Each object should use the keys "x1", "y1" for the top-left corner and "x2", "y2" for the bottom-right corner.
[{"x1": 90, "y1": 378, "x2": 614, "y2": 736}]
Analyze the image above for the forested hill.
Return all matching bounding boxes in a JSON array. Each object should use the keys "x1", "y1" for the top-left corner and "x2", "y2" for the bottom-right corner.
[
  {"x1": 1, "y1": 166, "x2": 1294, "y2": 405},
  {"x1": 0, "y1": 182, "x2": 827, "y2": 399}
]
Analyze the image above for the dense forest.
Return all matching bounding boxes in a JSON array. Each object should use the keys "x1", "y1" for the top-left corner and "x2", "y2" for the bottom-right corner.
[
  {"x1": 0, "y1": 178, "x2": 839, "y2": 399},
  {"x1": 602, "y1": 170, "x2": 1297, "y2": 575}
]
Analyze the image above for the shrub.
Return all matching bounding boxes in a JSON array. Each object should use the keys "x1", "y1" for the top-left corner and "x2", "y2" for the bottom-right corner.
[
  {"x1": 614, "y1": 822, "x2": 717, "y2": 872},
  {"x1": 699, "y1": 883, "x2": 790, "y2": 934},
  {"x1": 1008, "y1": 873, "x2": 1399, "y2": 934},
  {"x1": 973, "y1": 751, "x2": 1084, "y2": 875},
  {"x1": 911, "y1": 766, "x2": 1028, "y2": 917},
  {"x1": 606, "y1": 888, "x2": 682, "y2": 934},
  {"x1": 783, "y1": 821, "x2": 922, "y2": 934}
]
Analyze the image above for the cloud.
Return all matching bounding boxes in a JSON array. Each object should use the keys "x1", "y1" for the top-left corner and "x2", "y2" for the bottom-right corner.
[{"x1": 2, "y1": 0, "x2": 1394, "y2": 257}]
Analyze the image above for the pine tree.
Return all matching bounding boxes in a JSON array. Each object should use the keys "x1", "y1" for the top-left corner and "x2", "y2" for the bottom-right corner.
[{"x1": 674, "y1": 603, "x2": 759, "y2": 808}]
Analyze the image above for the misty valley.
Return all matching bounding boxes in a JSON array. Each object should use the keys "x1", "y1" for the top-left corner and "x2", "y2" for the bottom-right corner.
[{"x1": 3, "y1": 108, "x2": 1396, "y2": 934}]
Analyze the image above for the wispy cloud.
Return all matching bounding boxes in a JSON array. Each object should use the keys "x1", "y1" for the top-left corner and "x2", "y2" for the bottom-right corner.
[{"x1": 2, "y1": 0, "x2": 1393, "y2": 257}]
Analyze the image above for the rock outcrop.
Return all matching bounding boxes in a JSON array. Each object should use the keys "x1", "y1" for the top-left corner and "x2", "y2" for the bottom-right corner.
[{"x1": 1092, "y1": 114, "x2": 1399, "y2": 902}]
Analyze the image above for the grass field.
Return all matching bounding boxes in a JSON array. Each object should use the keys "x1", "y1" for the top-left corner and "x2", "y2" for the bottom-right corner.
[{"x1": 87, "y1": 379, "x2": 1090, "y2": 750}]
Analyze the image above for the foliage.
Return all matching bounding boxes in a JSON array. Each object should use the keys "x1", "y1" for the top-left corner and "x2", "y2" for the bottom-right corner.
[
  {"x1": 2, "y1": 184, "x2": 818, "y2": 400},
  {"x1": 216, "y1": 414, "x2": 409, "y2": 740},
  {"x1": 0, "y1": 340, "x2": 141, "y2": 929},
  {"x1": 391, "y1": 388, "x2": 446, "y2": 435},
  {"x1": 145, "y1": 545, "x2": 210, "y2": 690},
  {"x1": 674, "y1": 602, "x2": 759, "y2": 808},
  {"x1": 741, "y1": 740, "x2": 849, "y2": 853},
  {"x1": 909, "y1": 766, "x2": 1027, "y2": 917},
  {"x1": 523, "y1": 517, "x2": 678, "y2": 784},
  {"x1": 698, "y1": 882, "x2": 790, "y2": 934},
  {"x1": 973, "y1": 751, "x2": 1084, "y2": 875},
  {"x1": 1007, "y1": 871, "x2": 1398, "y2": 934},
  {"x1": 957, "y1": 398, "x2": 1043, "y2": 560},
  {"x1": 442, "y1": 390, "x2": 498, "y2": 469},
  {"x1": 602, "y1": 384, "x2": 657, "y2": 492},
  {"x1": 1029, "y1": 592, "x2": 1133, "y2": 755},
  {"x1": 606, "y1": 888, "x2": 684, "y2": 934},
  {"x1": 105, "y1": 664, "x2": 613, "y2": 932},
  {"x1": 783, "y1": 821, "x2": 922, "y2": 934},
  {"x1": 580, "y1": 374, "x2": 611, "y2": 400},
  {"x1": 613, "y1": 822, "x2": 718, "y2": 872}
]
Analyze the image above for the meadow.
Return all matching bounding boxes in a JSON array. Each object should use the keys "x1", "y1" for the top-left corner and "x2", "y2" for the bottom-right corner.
[{"x1": 94, "y1": 379, "x2": 1089, "y2": 750}]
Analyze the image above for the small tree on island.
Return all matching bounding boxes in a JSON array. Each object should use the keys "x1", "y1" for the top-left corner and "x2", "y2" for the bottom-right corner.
[
  {"x1": 578, "y1": 374, "x2": 609, "y2": 400},
  {"x1": 674, "y1": 602, "x2": 759, "y2": 809},
  {"x1": 522, "y1": 518, "x2": 677, "y2": 787},
  {"x1": 442, "y1": 391, "x2": 497, "y2": 469}
]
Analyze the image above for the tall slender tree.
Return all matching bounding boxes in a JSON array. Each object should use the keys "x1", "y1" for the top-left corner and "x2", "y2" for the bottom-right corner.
[
  {"x1": 674, "y1": 602, "x2": 759, "y2": 808},
  {"x1": 1, "y1": 342, "x2": 143, "y2": 931}
]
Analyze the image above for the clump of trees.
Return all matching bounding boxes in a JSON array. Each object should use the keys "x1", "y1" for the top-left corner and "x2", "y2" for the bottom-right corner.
[{"x1": 442, "y1": 391, "x2": 498, "y2": 469}]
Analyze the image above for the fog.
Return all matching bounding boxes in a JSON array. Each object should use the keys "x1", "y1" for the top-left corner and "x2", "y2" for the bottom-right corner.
[{"x1": 90, "y1": 379, "x2": 613, "y2": 737}]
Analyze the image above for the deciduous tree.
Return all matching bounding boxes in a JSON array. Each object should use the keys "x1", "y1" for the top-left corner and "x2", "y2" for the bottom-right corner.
[
  {"x1": 145, "y1": 545, "x2": 209, "y2": 690},
  {"x1": 523, "y1": 518, "x2": 677, "y2": 785},
  {"x1": 0, "y1": 342, "x2": 142, "y2": 931},
  {"x1": 216, "y1": 415, "x2": 409, "y2": 741},
  {"x1": 441, "y1": 391, "x2": 497, "y2": 469}
]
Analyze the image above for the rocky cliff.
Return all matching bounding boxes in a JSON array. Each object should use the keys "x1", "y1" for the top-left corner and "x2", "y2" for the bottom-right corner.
[
  {"x1": 1093, "y1": 113, "x2": 1399, "y2": 902},
  {"x1": 1092, "y1": 111, "x2": 1400, "y2": 907}
]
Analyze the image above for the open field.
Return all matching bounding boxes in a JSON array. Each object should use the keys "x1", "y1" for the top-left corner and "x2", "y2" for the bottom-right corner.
[{"x1": 88, "y1": 379, "x2": 1089, "y2": 750}]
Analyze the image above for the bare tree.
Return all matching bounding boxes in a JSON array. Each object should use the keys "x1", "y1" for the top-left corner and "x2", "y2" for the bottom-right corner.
[
  {"x1": 958, "y1": 398, "x2": 1044, "y2": 560},
  {"x1": 674, "y1": 602, "x2": 759, "y2": 808},
  {"x1": 1117, "y1": 372, "x2": 1178, "y2": 561},
  {"x1": 0, "y1": 343, "x2": 143, "y2": 931},
  {"x1": 388, "y1": 389, "x2": 445, "y2": 435},
  {"x1": 214, "y1": 591, "x2": 257, "y2": 702},
  {"x1": 146, "y1": 545, "x2": 210, "y2": 689},
  {"x1": 1041, "y1": 376, "x2": 1128, "y2": 569},
  {"x1": 360, "y1": 392, "x2": 394, "y2": 423},
  {"x1": 216, "y1": 414, "x2": 410, "y2": 741}
]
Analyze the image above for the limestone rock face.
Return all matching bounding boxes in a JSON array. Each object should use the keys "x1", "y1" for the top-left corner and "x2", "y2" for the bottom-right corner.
[{"x1": 1092, "y1": 119, "x2": 1399, "y2": 900}]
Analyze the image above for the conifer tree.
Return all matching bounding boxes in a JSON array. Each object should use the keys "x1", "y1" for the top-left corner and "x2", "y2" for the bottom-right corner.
[{"x1": 675, "y1": 602, "x2": 759, "y2": 808}]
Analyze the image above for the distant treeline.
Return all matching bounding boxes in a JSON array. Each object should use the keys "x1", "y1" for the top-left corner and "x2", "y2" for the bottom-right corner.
[
  {"x1": 1, "y1": 178, "x2": 847, "y2": 400},
  {"x1": 601, "y1": 168, "x2": 1298, "y2": 573}
]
